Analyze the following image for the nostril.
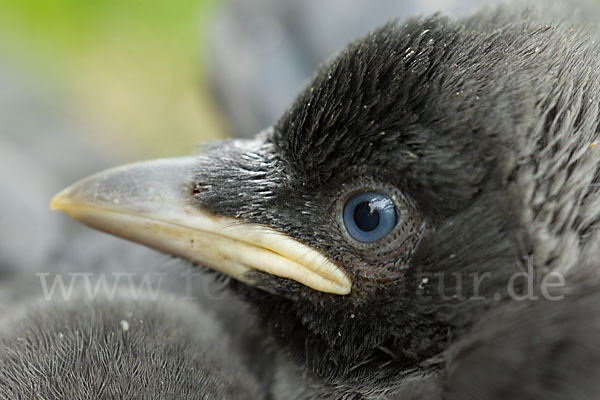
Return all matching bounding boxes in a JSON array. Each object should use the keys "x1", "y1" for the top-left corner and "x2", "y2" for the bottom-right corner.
[{"x1": 191, "y1": 183, "x2": 204, "y2": 197}]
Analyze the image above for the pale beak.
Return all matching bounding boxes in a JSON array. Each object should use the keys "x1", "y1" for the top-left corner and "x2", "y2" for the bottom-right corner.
[{"x1": 51, "y1": 157, "x2": 351, "y2": 295}]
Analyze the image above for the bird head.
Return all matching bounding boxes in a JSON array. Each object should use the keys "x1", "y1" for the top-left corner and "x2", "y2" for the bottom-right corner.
[{"x1": 51, "y1": 13, "x2": 600, "y2": 381}]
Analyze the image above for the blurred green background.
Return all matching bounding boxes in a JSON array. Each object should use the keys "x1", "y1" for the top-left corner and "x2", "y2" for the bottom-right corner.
[{"x1": 0, "y1": 0, "x2": 226, "y2": 159}]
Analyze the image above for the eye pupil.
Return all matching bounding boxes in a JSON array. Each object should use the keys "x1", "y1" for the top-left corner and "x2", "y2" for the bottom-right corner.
[
  {"x1": 342, "y1": 192, "x2": 397, "y2": 243},
  {"x1": 353, "y1": 202, "x2": 380, "y2": 232}
]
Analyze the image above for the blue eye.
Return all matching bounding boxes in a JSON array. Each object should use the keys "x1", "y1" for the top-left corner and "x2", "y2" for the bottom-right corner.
[{"x1": 343, "y1": 192, "x2": 397, "y2": 243}]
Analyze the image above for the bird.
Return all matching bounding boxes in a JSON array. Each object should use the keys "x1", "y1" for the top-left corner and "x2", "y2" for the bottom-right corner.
[
  {"x1": 18, "y1": 1, "x2": 600, "y2": 398},
  {"x1": 0, "y1": 291, "x2": 265, "y2": 399},
  {"x1": 444, "y1": 276, "x2": 600, "y2": 400}
]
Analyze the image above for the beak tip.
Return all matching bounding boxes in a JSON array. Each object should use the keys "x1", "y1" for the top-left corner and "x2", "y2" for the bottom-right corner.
[
  {"x1": 50, "y1": 196, "x2": 60, "y2": 211},
  {"x1": 50, "y1": 188, "x2": 72, "y2": 212}
]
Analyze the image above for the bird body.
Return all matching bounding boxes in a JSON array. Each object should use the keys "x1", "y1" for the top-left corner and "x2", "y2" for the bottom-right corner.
[
  {"x1": 6, "y1": 1, "x2": 600, "y2": 398},
  {"x1": 0, "y1": 292, "x2": 263, "y2": 399}
]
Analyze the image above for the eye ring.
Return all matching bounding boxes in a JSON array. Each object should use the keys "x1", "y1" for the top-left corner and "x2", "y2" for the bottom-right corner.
[{"x1": 342, "y1": 192, "x2": 397, "y2": 243}]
